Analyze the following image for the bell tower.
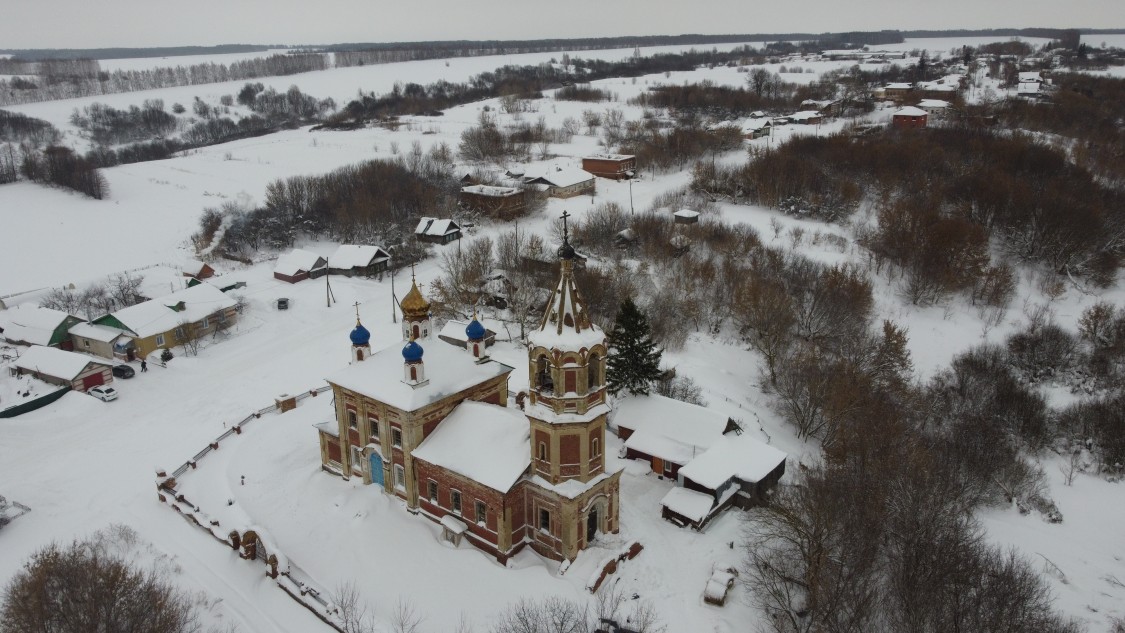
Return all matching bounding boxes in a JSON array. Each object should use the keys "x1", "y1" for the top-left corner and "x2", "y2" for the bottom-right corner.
[{"x1": 525, "y1": 211, "x2": 609, "y2": 485}]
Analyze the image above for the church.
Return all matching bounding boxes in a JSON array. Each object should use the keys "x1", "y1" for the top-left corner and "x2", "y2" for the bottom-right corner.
[{"x1": 316, "y1": 222, "x2": 622, "y2": 563}]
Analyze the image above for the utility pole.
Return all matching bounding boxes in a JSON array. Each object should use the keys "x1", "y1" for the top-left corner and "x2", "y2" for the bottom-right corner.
[
  {"x1": 325, "y1": 258, "x2": 335, "y2": 308},
  {"x1": 390, "y1": 261, "x2": 397, "y2": 323},
  {"x1": 628, "y1": 178, "x2": 634, "y2": 215}
]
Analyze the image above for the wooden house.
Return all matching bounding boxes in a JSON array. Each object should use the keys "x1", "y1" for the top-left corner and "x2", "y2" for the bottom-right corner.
[
  {"x1": 273, "y1": 248, "x2": 328, "y2": 283},
  {"x1": 664, "y1": 434, "x2": 787, "y2": 529},
  {"x1": 614, "y1": 394, "x2": 738, "y2": 480},
  {"x1": 788, "y1": 110, "x2": 823, "y2": 125},
  {"x1": 0, "y1": 305, "x2": 83, "y2": 350},
  {"x1": 328, "y1": 245, "x2": 391, "y2": 276},
  {"x1": 741, "y1": 118, "x2": 772, "y2": 139},
  {"x1": 459, "y1": 185, "x2": 526, "y2": 220},
  {"x1": 414, "y1": 218, "x2": 462, "y2": 245},
  {"x1": 892, "y1": 106, "x2": 928, "y2": 129},
  {"x1": 94, "y1": 283, "x2": 238, "y2": 360},
  {"x1": 581, "y1": 154, "x2": 636, "y2": 180},
  {"x1": 13, "y1": 345, "x2": 113, "y2": 394},
  {"x1": 182, "y1": 259, "x2": 215, "y2": 280}
]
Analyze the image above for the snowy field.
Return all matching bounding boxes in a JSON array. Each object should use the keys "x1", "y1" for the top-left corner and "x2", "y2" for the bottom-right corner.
[
  {"x1": 1, "y1": 34, "x2": 1123, "y2": 632},
  {"x1": 1082, "y1": 32, "x2": 1125, "y2": 49}
]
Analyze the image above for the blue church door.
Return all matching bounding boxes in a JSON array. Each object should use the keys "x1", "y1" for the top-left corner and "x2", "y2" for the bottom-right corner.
[{"x1": 369, "y1": 452, "x2": 385, "y2": 486}]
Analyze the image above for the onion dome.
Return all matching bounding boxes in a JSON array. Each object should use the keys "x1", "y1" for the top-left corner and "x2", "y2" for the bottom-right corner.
[
  {"x1": 402, "y1": 339, "x2": 424, "y2": 362},
  {"x1": 349, "y1": 322, "x2": 371, "y2": 346},
  {"x1": 400, "y1": 280, "x2": 431, "y2": 319},
  {"x1": 466, "y1": 318, "x2": 486, "y2": 341},
  {"x1": 557, "y1": 238, "x2": 576, "y2": 261}
]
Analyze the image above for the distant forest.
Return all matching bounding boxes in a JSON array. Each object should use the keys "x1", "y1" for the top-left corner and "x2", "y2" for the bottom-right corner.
[{"x1": 6, "y1": 27, "x2": 1122, "y2": 62}]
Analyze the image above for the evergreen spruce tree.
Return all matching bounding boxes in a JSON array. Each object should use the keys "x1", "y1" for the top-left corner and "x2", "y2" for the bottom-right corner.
[{"x1": 606, "y1": 298, "x2": 662, "y2": 396}]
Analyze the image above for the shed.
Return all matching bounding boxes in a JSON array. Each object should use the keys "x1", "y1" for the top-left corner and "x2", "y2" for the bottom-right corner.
[
  {"x1": 677, "y1": 433, "x2": 787, "y2": 510},
  {"x1": 273, "y1": 248, "x2": 327, "y2": 283},
  {"x1": 13, "y1": 345, "x2": 113, "y2": 393},
  {"x1": 328, "y1": 245, "x2": 391, "y2": 276},
  {"x1": 414, "y1": 218, "x2": 462, "y2": 245},
  {"x1": 182, "y1": 259, "x2": 215, "y2": 279},
  {"x1": 613, "y1": 394, "x2": 736, "y2": 479},
  {"x1": 459, "y1": 186, "x2": 525, "y2": 220}
]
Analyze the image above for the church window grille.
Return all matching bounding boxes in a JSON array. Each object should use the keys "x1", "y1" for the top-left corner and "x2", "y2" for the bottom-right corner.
[
  {"x1": 392, "y1": 427, "x2": 403, "y2": 448},
  {"x1": 347, "y1": 409, "x2": 357, "y2": 429},
  {"x1": 393, "y1": 464, "x2": 405, "y2": 490},
  {"x1": 475, "y1": 501, "x2": 487, "y2": 525},
  {"x1": 451, "y1": 490, "x2": 462, "y2": 514},
  {"x1": 368, "y1": 416, "x2": 379, "y2": 441},
  {"x1": 592, "y1": 437, "x2": 600, "y2": 458},
  {"x1": 538, "y1": 442, "x2": 547, "y2": 461},
  {"x1": 539, "y1": 508, "x2": 551, "y2": 532},
  {"x1": 428, "y1": 480, "x2": 438, "y2": 503}
]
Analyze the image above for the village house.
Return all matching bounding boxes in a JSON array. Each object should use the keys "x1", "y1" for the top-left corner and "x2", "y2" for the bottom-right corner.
[
  {"x1": 273, "y1": 249, "x2": 327, "y2": 284},
  {"x1": 93, "y1": 283, "x2": 238, "y2": 360},
  {"x1": 917, "y1": 99, "x2": 952, "y2": 119},
  {"x1": 459, "y1": 185, "x2": 526, "y2": 220},
  {"x1": 317, "y1": 217, "x2": 621, "y2": 563},
  {"x1": 613, "y1": 393, "x2": 787, "y2": 530},
  {"x1": 328, "y1": 245, "x2": 391, "y2": 277},
  {"x1": 0, "y1": 305, "x2": 83, "y2": 350},
  {"x1": 741, "y1": 118, "x2": 772, "y2": 139},
  {"x1": 892, "y1": 106, "x2": 928, "y2": 129},
  {"x1": 414, "y1": 217, "x2": 463, "y2": 245},
  {"x1": 12, "y1": 345, "x2": 113, "y2": 394},
  {"x1": 883, "y1": 82, "x2": 914, "y2": 102},
  {"x1": 788, "y1": 110, "x2": 823, "y2": 125},
  {"x1": 524, "y1": 166, "x2": 596, "y2": 198},
  {"x1": 581, "y1": 154, "x2": 636, "y2": 180}
]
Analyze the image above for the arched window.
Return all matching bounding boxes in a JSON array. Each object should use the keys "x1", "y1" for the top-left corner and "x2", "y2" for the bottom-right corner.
[
  {"x1": 412, "y1": 324, "x2": 420, "y2": 339},
  {"x1": 356, "y1": 350, "x2": 364, "y2": 361},
  {"x1": 536, "y1": 355, "x2": 552, "y2": 393},
  {"x1": 473, "y1": 343, "x2": 480, "y2": 358},
  {"x1": 591, "y1": 437, "x2": 600, "y2": 458},
  {"x1": 538, "y1": 442, "x2": 547, "y2": 461},
  {"x1": 409, "y1": 366, "x2": 417, "y2": 381},
  {"x1": 588, "y1": 354, "x2": 599, "y2": 391}
]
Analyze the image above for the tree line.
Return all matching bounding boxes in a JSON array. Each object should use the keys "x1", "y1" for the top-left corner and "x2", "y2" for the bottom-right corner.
[{"x1": 0, "y1": 53, "x2": 328, "y2": 106}]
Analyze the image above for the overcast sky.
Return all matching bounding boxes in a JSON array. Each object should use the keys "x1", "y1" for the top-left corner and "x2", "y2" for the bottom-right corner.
[{"x1": 2, "y1": 0, "x2": 1118, "y2": 50}]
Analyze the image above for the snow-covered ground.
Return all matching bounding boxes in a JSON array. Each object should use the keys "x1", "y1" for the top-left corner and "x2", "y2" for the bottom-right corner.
[{"x1": 1, "y1": 35, "x2": 1123, "y2": 632}]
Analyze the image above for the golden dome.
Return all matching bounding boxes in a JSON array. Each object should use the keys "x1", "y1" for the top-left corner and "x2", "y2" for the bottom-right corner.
[{"x1": 400, "y1": 280, "x2": 430, "y2": 318}]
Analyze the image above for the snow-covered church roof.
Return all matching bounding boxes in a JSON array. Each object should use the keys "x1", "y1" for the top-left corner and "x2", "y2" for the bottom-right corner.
[
  {"x1": 326, "y1": 339, "x2": 513, "y2": 412},
  {"x1": 412, "y1": 401, "x2": 531, "y2": 492}
]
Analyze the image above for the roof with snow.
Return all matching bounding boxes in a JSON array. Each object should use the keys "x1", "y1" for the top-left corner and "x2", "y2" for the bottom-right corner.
[
  {"x1": 274, "y1": 249, "x2": 326, "y2": 277},
  {"x1": 460, "y1": 185, "x2": 520, "y2": 197},
  {"x1": 582, "y1": 153, "x2": 635, "y2": 161},
  {"x1": 329, "y1": 245, "x2": 390, "y2": 269},
  {"x1": 525, "y1": 167, "x2": 595, "y2": 188},
  {"x1": 677, "y1": 433, "x2": 787, "y2": 490},
  {"x1": 0, "y1": 305, "x2": 77, "y2": 346},
  {"x1": 182, "y1": 259, "x2": 210, "y2": 276},
  {"x1": 788, "y1": 110, "x2": 822, "y2": 121},
  {"x1": 660, "y1": 487, "x2": 715, "y2": 523},
  {"x1": 885, "y1": 82, "x2": 913, "y2": 90},
  {"x1": 742, "y1": 118, "x2": 772, "y2": 132},
  {"x1": 613, "y1": 394, "x2": 732, "y2": 456},
  {"x1": 412, "y1": 401, "x2": 531, "y2": 493},
  {"x1": 101, "y1": 283, "x2": 236, "y2": 338},
  {"x1": 414, "y1": 217, "x2": 461, "y2": 237},
  {"x1": 69, "y1": 322, "x2": 127, "y2": 343},
  {"x1": 674, "y1": 209, "x2": 700, "y2": 219},
  {"x1": 326, "y1": 338, "x2": 513, "y2": 412},
  {"x1": 1017, "y1": 82, "x2": 1042, "y2": 95},
  {"x1": 625, "y1": 429, "x2": 700, "y2": 465},
  {"x1": 15, "y1": 345, "x2": 108, "y2": 380},
  {"x1": 917, "y1": 99, "x2": 951, "y2": 109},
  {"x1": 1019, "y1": 71, "x2": 1043, "y2": 83},
  {"x1": 894, "y1": 106, "x2": 928, "y2": 117}
]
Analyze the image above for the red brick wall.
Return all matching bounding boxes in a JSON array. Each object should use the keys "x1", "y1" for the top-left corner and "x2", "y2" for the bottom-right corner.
[
  {"x1": 415, "y1": 458, "x2": 510, "y2": 546},
  {"x1": 327, "y1": 442, "x2": 341, "y2": 463}
]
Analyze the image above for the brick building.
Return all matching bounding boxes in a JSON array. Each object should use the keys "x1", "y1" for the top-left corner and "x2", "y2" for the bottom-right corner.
[
  {"x1": 892, "y1": 106, "x2": 928, "y2": 129},
  {"x1": 317, "y1": 219, "x2": 621, "y2": 563},
  {"x1": 459, "y1": 185, "x2": 526, "y2": 220},
  {"x1": 581, "y1": 154, "x2": 636, "y2": 180}
]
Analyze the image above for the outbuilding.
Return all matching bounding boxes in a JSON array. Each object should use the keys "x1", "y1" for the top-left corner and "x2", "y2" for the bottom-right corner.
[
  {"x1": 524, "y1": 166, "x2": 596, "y2": 198},
  {"x1": 581, "y1": 154, "x2": 636, "y2": 180},
  {"x1": 414, "y1": 218, "x2": 462, "y2": 245},
  {"x1": 328, "y1": 245, "x2": 391, "y2": 276},
  {"x1": 273, "y1": 248, "x2": 327, "y2": 283},
  {"x1": 0, "y1": 305, "x2": 83, "y2": 350},
  {"x1": 13, "y1": 345, "x2": 113, "y2": 393}
]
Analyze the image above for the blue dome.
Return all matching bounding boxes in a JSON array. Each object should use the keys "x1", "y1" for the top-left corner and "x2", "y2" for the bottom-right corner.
[
  {"x1": 350, "y1": 323, "x2": 371, "y2": 346},
  {"x1": 466, "y1": 318, "x2": 486, "y2": 341},
  {"x1": 402, "y1": 340, "x2": 424, "y2": 362}
]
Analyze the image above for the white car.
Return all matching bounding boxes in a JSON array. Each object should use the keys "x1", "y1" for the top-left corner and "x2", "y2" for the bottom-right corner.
[{"x1": 88, "y1": 386, "x2": 118, "y2": 402}]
